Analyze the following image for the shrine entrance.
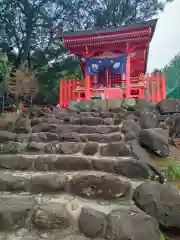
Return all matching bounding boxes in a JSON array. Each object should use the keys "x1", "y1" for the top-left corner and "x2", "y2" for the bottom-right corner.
[{"x1": 58, "y1": 19, "x2": 166, "y2": 107}]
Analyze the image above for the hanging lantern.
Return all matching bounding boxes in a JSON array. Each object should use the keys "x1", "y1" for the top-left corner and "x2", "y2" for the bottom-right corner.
[{"x1": 85, "y1": 46, "x2": 88, "y2": 54}]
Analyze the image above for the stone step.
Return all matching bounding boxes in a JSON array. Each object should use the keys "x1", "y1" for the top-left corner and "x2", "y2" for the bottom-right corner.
[
  {"x1": 32, "y1": 117, "x2": 116, "y2": 126},
  {"x1": 31, "y1": 132, "x2": 124, "y2": 143},
  {"x1": 0, "y1": 230, "x2": 95, "y2": 240},
  {"x1": 0, "y1": 131, "x2": 124, "y2": 143},
  {"x1": 30, "y1": 124, "x2": 122, "y2": 134},
  {"x1": 0, "y1": 154, "x2": 163, "y2": 181},
  {"x1": 0, "y1": 230, "x2": 100, "y2": 240},
  {"x1": 0, "y1": 141, "x2": 134, "y2": 156},
  {"x1": 0, "y1": 170, "x2": 133, "y2": 198},
  {"x1": 0, "y1": 191, "x2": 160, "y2": 239}
]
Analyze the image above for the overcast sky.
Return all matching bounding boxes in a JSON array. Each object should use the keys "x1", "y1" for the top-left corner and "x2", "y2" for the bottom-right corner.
[{"x1": 147, "y1": 0, "x2": 180, "y2": 72}]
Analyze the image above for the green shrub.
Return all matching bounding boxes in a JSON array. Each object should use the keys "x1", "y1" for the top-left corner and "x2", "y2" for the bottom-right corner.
[
  {"x1": 160, "y1": 231, "x2": 165, "y2": 240},
  {"x1": 166, "y1": 163, "x2": 180, "y2": 180}
]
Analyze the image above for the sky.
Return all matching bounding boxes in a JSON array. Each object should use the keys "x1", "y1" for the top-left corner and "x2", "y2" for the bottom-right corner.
[{"x1": 147, "y1": 0, "x2": 180, "y2": 72}]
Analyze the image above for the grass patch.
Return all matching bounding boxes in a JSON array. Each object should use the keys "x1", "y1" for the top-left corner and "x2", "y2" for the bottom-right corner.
[
  {"x1": 166, "y1": 163, "x2": 180, "y2": 181},
  {"x1": 160, "y1": 231, "x2": 165, "y2": 240}
]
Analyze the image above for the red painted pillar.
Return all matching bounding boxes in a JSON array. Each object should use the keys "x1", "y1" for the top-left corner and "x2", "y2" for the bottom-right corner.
[
  {"x1": 85, "y1": 75, "x2": 91, "y2": 100},
  {"x1": 126, "y1": 53, "x2": 131, "y2": 98}
]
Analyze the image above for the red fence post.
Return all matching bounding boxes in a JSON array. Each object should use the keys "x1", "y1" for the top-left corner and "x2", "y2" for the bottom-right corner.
[
  {"x1": 125, "y1": 54, "x2": 131, "y2": 98},
  {"x1": 71, "y1": 79, "x2": 76, "y2": 101},
  {"x1": 156, "y1": 72, "x2": 161, "y2": 102},
  {"x1": 60, "y1": 79, "x2": 65, "y2": 107},
  {"x1": 67, "y1": 79, "x2": 71, "y2": 107},
  {"x1": 151, "y1": 73, "x2": 156, "y2": 103},
  {"x1": 85, "y1": 75, "x2": 91, "y2": 100},
  {"x1": 161, "y1": 72, "x2": 166, "y2": 100},
  {"x1": 146, "y1": 73, "x2": 151, "y2": 101}
]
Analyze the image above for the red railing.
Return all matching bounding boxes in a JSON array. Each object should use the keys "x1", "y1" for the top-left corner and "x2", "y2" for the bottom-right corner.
[
  {"x1": 60, "y1": 79, "x2": 85, "y2": 107},
  {"x1": 145, "y1": 72, "x2": 166, "y2": 103},
  {"x1": 59, "y1": 72, "x2": 166, "y2": 108}
]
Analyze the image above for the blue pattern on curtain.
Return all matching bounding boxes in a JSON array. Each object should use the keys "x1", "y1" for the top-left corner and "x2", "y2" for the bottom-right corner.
[{"x1": 85, "y1": 55, "x2": 126, "y2": 76}]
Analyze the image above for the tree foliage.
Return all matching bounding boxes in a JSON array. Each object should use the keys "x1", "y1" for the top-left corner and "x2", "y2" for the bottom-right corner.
[
  {"x1": 7, "y1": 63, "x2": 38, "y2": 101},
  {"x1": 0, "y1": 54, "x2": 12, "y2": 82},
  {"x1": 0, "y1": 0, "x2": 174, "y2": 103}
]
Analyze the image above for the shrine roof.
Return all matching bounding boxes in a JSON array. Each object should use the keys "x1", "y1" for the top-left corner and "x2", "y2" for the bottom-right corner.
[{"x1": 58, "y1": 19, "x2": 157, "y2": 38}]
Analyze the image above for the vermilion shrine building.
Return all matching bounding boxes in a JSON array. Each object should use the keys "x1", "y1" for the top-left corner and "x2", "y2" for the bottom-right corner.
[{"x1": 58, "y1": 19, "x2": 166, "y2": 107}]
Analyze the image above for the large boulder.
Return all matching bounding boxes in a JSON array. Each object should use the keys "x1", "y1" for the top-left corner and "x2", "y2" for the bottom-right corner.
[
  {"x1": 105, "y1": 205, "x2": 160, "y2": 240},
  {"x1": 158, "y1": 99, "x2": 180, "y2": 114},
  {"x1": 82, "y1": 142, "x2": 99, "y2": 155},
  {"x1": 13, "y1": 118, "x2": 32, "y2": 134},
  {"x1": 100, "y1": 142, "x2": 134, "y2": 157},
  {"x1": 0, "y1": 172, "x2": 29, "y2": 192},
  {"x1": 133, "y1": 182, "x2": 180, "y2": 229},
  {"x1": 122, "y1": 119, "x2": 141, "y2": 137},
  {"x1": 67, "y1": 172, "x2": 131, "y2": 200},
  {"x1": 0, "y1": 131, "x2": 17, "y2": 142},
  {"x1": 167, "y1": 113, "x2": 180, "y2": 139},
  {"x1": 0, "y1": 142, "x2": 26, "y2": 153},
  {"x1": 44, "y1": 141, "x2": 82, "y2": 154},
  {"x1": 26, "y1": 142, "x2": 45, "y2": 152},
  {"x1": 139, "y1": 112, "x2": 158, "y2": 129},
  {"x1": 59, "y1": 132, "x2": 87, "y2": 142},
  {"x1": 32, "y1": 203, "x2": 71, "y2": 229},
  {"x1": 30, "y1": 173, "x2": 67, "y2": 193},
  {"x1": 79, "y1": 207, "x2": 106, "y2": 238},
  {"x1": 0, "y1": 155, "x2": 33, "y2": 170},
  {"x1": 39, "y1": 117, "x2": 63, "y2": 125},
  {"x1": 74, "y1": 117, "x2": 108, "y2": 126},
  {"x1": 99, "y1": 111, "x2": 115, "y2": 119},
  {"x1": 32, "y1": 123, "x2": 57, "y2": 133},
  {"x1": 29, "y1": 132, "x2": 58, "y2": 142},
  {"x1": 34, "y1": 155, "x2": 91, "y2": 171},
  {"x1": 131, "y1": 139, "x2": 165, "y2": 183},
  {"x1": 43, "y1": 142, "x2": 61, "y2": 154},
  {"x1": 139, "y1": 128, "x2": 170, "y2": 156},
  {"x1": 114, "y1": 158, "x2": 161, "y2": 181},
  {"x1": 59, "y1": 142, "x2": 83, "y2": 154},
  {"x1": 0, "y1": 195, "x2": 35, "y2": 230}
]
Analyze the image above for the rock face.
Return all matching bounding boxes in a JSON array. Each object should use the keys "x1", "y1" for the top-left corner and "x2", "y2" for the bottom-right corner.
[
  {"x1": 82, "y1": 142, "x2": 99, "y2": 155},
  {"x1": 67, "y1": 172, "x2": 131, "y2": 199},
  {"x1": 139, "y1": 112, "x2": 158, "y2": 129},
  {"x1": 139, "y1": 128, "x2": 170, "y2": 156},
  {"x1": 133, "y1": 182, "x2": 180, "y2": 229},
  {"x1": 105, "y1": 205, "x2": 160, "y2": 240},
  {"x1": 0, "y1": 195, "x2": 35, "y2": 230},
  {"x1": 79, "y1": 207, "x2": 106, "y2": 237},
  {"x1": 100, "y1": 142, "x2": 134, "y2": 157},
  {"x1": 32, "y1": 204, "x2": 71, "y2": 229},
  {"x1": 122, "y1": 119, "x2": 141, "y2": 137},
  {"x1": 158, "y1": 99, "x2": 180, "y2": 114}
]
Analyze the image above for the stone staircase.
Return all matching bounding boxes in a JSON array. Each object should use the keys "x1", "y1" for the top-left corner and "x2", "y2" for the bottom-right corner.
[{"x1": 0, "y1": 102, "x2": 179, "y2": 239}]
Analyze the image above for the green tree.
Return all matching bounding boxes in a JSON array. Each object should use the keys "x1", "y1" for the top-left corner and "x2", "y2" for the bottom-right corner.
[
  {"x1": 0, "y1": 54, "x2": 12, "y2": 113},
  {"x1": 66, "y1": 0, "x2": 173, "y2": 30},
  {"x1": 0, "y1": 0, "x2": 71, "y2": 67}
]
